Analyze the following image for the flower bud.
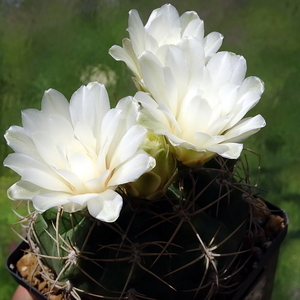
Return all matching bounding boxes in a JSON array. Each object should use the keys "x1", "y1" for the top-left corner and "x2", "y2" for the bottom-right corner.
[{"x1": 125, "y1": 132, "x2": 177, "y2": 199}]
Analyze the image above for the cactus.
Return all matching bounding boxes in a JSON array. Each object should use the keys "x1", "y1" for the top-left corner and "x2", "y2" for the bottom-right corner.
[
  {"x1": 5, "y1": 4, "x2": 284, "y2": 300},
  {"x1": 14, "y1": 154, "x2": 284, "y2": 300}
]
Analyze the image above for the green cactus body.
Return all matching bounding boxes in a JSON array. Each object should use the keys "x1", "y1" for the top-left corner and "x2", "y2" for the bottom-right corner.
[{"x1": 21, "y1": 157, "x2": 279, "y2": 300}]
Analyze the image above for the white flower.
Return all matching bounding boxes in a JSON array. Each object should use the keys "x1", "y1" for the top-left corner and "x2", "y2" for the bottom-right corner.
[
  {"x1": 4, "y1": 82, "x2": 155, "y2": 222},
  {"x1": 109, "y1": 4, "x2": 265, "y2": 167},
  {"x1": 134, "y1": 51, "x2": 266, "y2": 167},
  {"x1": 109, "y1": 3, "x2": 223, "y2": 90}
]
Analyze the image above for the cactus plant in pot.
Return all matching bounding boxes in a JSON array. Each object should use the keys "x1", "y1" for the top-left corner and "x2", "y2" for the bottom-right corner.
[{"x1": 5, "y1": 4, "x2": 287, "y2": 300}]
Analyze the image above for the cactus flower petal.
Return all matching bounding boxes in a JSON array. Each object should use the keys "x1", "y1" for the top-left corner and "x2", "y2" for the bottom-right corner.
[{"x1": 85, "y1": 189, "x2": 123, "y2": 222}]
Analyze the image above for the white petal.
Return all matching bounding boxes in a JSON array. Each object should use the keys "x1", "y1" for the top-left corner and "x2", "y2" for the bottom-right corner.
[
  {"x1": 7, "y1": 180, "x2": 49, "y2": 201},
  {"x1": 21, "y1": 109, "x2": 45, "y2": 133},
  {"x1": 31, "y1": 131, "x2": 68, "y2": 169},
  {"x1": 143, "y1": 32, "x2": 160, "y2": 54},
  {"x1": 115, "y1": 97, "x2": 140, "y2": 129},
  {"x1": 42, "y1": 88, "x2": 71, "y2": 121},
  {"x1": 99, "y1": 107, "x2": 122, "y2": 150},
  {"x1": 139, "y1": 52, "x2": 166, "y2": 103},
  {"x1": 69, "y1": 193, "x2": 99, "y2": 206},
  {"x1": 157, "y1": 102, "x2": 181, "y2": 133},
  {"x1": 21, "y1": 167, "x2": 72, "y2": 193},
  {"x1": 179, "y1": 96, "x2": 212, "y2": 140},
  {"x1": 4, "y1": 126, "x2": 43, "y2": 161},
  {"x1": 85, "y1": 170, "x2": 112, "y2": 193},
  {"x1": 32, "y1": 192, "x2": 72, "y2": 212},
  {"x1": 224, "y1": 77, "x2": 265, "y2": 130},
  {"x1": 109, "y1": 151, "x2": 155, "y2": 186},
  {"x1": 110, "y1": 124, "x2": 147, "y2": 170},
  {"x1": 148, "y1": 4, "x2": 179, "y2": 28},
  {"x1": 163, "y1": 131, "x2": 191, "y2": 148},
  {"x1": 218, "y1": 83, "x2": 239, "y2": 115},
  {"x1": 128, "y1": 9, "x2": 146, "y2": 55},
  {"x1": 62, "y1": 202, "x2": 85, "y2": 213},
  {"x1": 165, "y1": 45, "x2": 189, "y2": 100},
  {"x1": 194, "y1": 132, "x2": 224, "y2": 148},
  {"x1": 73, "y1": 122, "x2": 97, "y2": 157},
  {"x1": 238, "y1": 76, "x2": 264, "y2": 98},
  {"x1": 207, "y1": 52, "x2": 246, "y2": 87},
  {"x1": 99, "y1": 108, "x2": 123, "y2": 167},
  {"x1": 207, "y1": 115, "x2": 231, "y2": 136},
  {"x1": 67, "y1": 151, "x2": 98, "y2": 183},
  {"x1": 87, "y1": 189, "x2": 123, "y2": 222},
  {"x1": 207, "y1": 143, "x2": 243, "y2": 159},
  {"x1": 180, "y1": 37, "x2": 205, "y2": 83},
  {"x1": 146, "y1": 5, "x2": 180, "y2": 44},
  {"x1": 180, "y1": 12, "x2": 204, "y2": 40},
  {"x1": 109, "y1": 41, "x2": 140, "y2": 77},
  {"x1": 70, "y1": 82, "x2": 110, "y2": 138},
  {"x1": 138, "y1": 110, "x2": 169, "y2": 134},
  {"x1": 4, "y1": 153, "x2": 50, "y2": 177},
  {"x1": 48, "y1": 115, "x2": 74, "y2": 144},
  {"x1": 54, "y1": 169, "x2": 85, "y2": 194},
  {"x1": 22, "y1": 109, "x2": 74, "y2": 145},
  {"x1": 34, "y1": 113, "x2": 74, "y2": 145},
  {"x1": 101, "y1": 99, "x2": 140, "y2": 168},
  {"x1": 204, "y1": 32, "x2": 224, "y2": 59},
  {"x1": 224, "y1": 115, "x2": 266, "y2": 142}
]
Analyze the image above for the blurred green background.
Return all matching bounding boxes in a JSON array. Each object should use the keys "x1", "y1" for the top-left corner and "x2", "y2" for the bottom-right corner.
[{"x1": 0, "y1": 0, "x2": 299, "y2": 299}]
